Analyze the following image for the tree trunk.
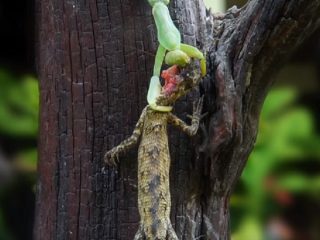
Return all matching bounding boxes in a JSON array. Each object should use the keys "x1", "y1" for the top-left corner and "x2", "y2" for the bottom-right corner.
[{"x1": 34, "y1": 0, "x2": 320, "y2": 239}]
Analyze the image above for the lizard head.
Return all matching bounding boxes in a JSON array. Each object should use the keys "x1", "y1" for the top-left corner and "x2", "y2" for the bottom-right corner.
[{"x1": 157, "y1": 60, "x2": 202, "y2": 106}]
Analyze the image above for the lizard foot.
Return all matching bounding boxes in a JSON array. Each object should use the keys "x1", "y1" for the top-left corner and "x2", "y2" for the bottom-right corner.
[
  {"x1": 133, "y1": 224, "x2": 145, "y2": 240},
  {"x1": 104, "y1": 146, "x2": 122, "y2": 167},
  {"x1": 133, "y1": 221, "x2": 179, "y2": 240}
]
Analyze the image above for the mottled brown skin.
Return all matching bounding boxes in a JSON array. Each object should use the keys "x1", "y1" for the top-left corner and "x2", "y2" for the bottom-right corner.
[{"x1": 105, "y1": 63, "x2": 203, "y2": 240}]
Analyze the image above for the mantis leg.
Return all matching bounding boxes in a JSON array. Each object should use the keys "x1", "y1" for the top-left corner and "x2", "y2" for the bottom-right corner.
[
  {"x1": 147, "y1": 45, "x2": 173, "y2": 112},
  {"x1": 180, "y1": 43, "x2": 207, "y2": 76},
  {"x1": 153, "y1": 44, "x2": 166, "y2": 77}
]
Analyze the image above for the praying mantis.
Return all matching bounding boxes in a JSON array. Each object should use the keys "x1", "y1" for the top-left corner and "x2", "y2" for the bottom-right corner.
[{"x1": 146, "y1": 0, "x2": 206, "y2": 112}]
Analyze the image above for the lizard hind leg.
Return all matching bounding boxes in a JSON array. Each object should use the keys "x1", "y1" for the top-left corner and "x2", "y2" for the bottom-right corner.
[
  {"x1": 133, "y1": 224, "x2": 146, "y2": 240},
  {"x1": 134, "y1": 222, "x2": 178, "y2": 240}
]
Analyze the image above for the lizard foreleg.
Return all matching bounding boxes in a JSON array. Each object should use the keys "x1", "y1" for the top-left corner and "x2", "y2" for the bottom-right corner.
[
  {"x1": 104, "y1": 107, "x2": 147, "y2": 166},
  {"x1": 168, "y1": 97, "x2": 204, "y2": 136},
  {"x1": 133, "y1": 224, "x2": 145, "y2": 240}
]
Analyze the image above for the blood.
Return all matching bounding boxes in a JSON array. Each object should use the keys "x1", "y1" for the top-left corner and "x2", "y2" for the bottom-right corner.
[{"x1": 161, "y1": 65, "x2": 181, "y2": 96}]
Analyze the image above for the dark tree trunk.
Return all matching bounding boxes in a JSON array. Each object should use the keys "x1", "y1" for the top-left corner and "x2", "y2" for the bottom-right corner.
[{"x1": 34, "y1": 0, "x2": 320, "y2": 239}]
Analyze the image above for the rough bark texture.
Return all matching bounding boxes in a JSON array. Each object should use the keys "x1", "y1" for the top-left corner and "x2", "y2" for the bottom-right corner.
[{"x1": 34, "y1": 0, "x2": 320, "y2": 239}]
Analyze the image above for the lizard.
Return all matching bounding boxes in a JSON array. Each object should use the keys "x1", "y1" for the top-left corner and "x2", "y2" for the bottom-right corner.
[{"x1": 104, "y1": 61, "x2": 204, "y2": 240}]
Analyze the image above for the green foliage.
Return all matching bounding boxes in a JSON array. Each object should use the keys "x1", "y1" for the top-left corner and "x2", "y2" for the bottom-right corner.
[
  {"x1": 0, "y1": 70, "x2": 39, "y2": 137},
  {"x1": 232, "y1": 216, "x2": 263, "y2": 240},
  {"x1": 0, "y1": 68, "x2": 38, "y2": 172},
  {"x1": 232, "y1": 88, "x2": 320, "y2": 239},
  {"x1": 14, "y1": 148, "x2": 38, "y2": 174},
  {"x1": 0, "y1": 69, "x2": 39, "y2": 239},
  {"x1": 0, "y1": 68, "x2": 39, "y2": 171},
  {"x1": 278, "y1": 174, "x2": 320, "y2": 195}
]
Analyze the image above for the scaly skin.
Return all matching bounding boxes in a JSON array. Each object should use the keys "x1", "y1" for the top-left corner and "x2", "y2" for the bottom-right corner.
[
  {"x1": 105, "y1": 63, "x2": 203, "y2": 239},
  {"x1": 105, "y1": 101, "x2": 202, "y2": 240}
]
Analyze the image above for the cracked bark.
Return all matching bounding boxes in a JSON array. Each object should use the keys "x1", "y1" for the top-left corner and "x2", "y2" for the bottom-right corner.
[{"x1": 34, "y1": 0, "x2": 320, "y2": 239}]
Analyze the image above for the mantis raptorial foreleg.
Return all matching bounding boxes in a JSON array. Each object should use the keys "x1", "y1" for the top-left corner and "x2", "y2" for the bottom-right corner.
[{"x1": 147, "y1": 46, "x2": 173, "y2": 112}]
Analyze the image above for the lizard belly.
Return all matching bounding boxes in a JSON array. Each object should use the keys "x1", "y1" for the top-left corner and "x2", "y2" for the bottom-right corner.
[{"x1": 137, "y1": 117, "x2": 172, "y2": 239}]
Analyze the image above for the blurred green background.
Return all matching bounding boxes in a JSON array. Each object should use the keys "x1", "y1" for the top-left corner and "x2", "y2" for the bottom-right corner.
[
  {"x1": 207, "y1": 1, "x2": 320, "y2": 240},
  {"x1": 0, "y1": 0, "x2": 319, "y2": 240},
  {"x1": 0, "y1": 70, "x2": 38, "y2": 240}
]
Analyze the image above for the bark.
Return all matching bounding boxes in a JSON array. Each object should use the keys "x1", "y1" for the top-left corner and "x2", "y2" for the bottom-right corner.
[{"x1": 34, "y1": 0, "x2": 320, "y2": 239}]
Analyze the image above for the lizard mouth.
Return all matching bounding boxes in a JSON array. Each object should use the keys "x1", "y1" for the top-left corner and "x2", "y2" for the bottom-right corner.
[
  {"x1": 160, "y1": 65, "x2": 183, "y2": 97},
  {"x1": 156, "y1": 60, "x2": 202, "y2": 107}
]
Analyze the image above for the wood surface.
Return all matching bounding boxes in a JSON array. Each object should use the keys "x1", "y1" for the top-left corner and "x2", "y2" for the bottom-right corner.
[{"x1": 34, "y1": 0, "x2": 320, "y2": 239}]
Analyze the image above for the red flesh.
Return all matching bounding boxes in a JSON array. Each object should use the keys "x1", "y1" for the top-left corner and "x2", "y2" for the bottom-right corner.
[{"x1": 161, "y1": 65, "x2": 180, "y2": 96}]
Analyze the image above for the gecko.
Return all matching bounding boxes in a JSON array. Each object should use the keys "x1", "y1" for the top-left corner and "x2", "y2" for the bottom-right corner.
[{"x1": 105, "y1": 62, "x2": 204, "y2": 240}]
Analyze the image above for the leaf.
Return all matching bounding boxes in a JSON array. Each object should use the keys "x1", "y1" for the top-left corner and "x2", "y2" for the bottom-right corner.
[
  {"x1": 0, "y1": 70, "x2": 39, "y2": 137},
  {"x1": 269, "y1": 108, "x2": 314, "y2": 159},
  {"x1": 260, "y1": 88, "x2": 297, "y2": 119}
]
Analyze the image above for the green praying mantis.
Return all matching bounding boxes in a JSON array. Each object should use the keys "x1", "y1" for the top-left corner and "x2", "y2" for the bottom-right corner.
[{"x1": 147, "y1": 0, "x2": 206, "y2": 112}]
